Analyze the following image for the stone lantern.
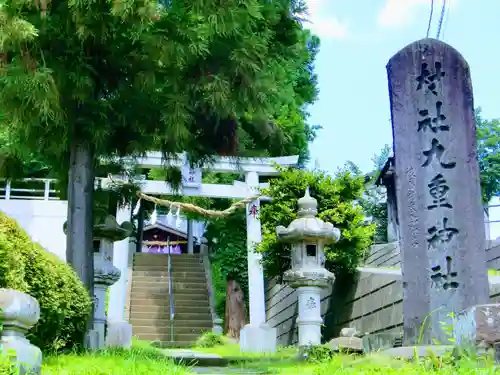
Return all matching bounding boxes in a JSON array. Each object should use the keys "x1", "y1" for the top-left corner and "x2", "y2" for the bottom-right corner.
[
  {"x1": 276, "y1": 187, "x2": 340, "y2": 347},
  {"x1": 63, "y1": 209, "x2": 133, "y2": 350},
  {"x1": 92, "y1": 212, "x2": 133, "y2": 349}
]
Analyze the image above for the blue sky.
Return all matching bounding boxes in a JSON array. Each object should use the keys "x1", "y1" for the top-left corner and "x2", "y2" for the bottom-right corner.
[{"x1": 305, "y1": 0, "x2": 500, "y2": 174}]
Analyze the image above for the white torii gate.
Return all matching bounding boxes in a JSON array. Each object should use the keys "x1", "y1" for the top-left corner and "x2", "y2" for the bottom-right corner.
[{"x1": 106, "y1": 152, "x2": 298, "y2": 353}]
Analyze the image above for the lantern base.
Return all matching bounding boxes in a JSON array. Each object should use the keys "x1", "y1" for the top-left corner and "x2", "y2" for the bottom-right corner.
[
  {"x1": 106, "y1": 321, "x2": 133, "y2": 349},
  {"x1": 0, "y1": 332, "x2": 42, "y2": 375},
  {"x1": 240, "y1": 323, "x2": 277, "y2": 353}
]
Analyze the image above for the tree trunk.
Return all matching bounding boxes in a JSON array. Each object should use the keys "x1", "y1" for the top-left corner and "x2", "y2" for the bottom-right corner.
[
  {"x1": 224, "y1": 278, "x2": 247, "y2": 341},
  {"x1": 66, "y1": 138, "x2": 95, "y2": 336}
]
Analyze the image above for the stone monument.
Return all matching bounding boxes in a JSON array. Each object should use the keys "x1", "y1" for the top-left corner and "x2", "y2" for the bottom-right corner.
[
  {"x1": 387, "y1": 38, "x2": 490, "y2": 345},
  {"x1": 93, "y1": 213, "x2": 133, "y2": 349},
  {"x1": 0, "y1": 288, "x2": 42, "y2": 374},
  {"x1": 276, "y1": 188, "x2": 340, "y2": 347}
]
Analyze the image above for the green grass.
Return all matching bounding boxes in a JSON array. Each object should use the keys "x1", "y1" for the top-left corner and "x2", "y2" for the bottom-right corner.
[
  {"x1": 192, "y1": 342, "x2": 298, "y2": 359},
  {"x1": 189, "y1": 338, "x2": 500, "y2": 375},
  {"x1": 238, "y1": 353, "x2": 500, "y2": 375},
  {"x1": 40, "y1": 339, "x2": 497, "y2": 375},
  {"x1": 42, "y1": 342, "x2": 190, "y2": 375}
]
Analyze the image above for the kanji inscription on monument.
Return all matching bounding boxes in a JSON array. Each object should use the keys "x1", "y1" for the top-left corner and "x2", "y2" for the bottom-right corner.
[{"x1": 387, "y1": 38, "x2": 489, "y2": 345}]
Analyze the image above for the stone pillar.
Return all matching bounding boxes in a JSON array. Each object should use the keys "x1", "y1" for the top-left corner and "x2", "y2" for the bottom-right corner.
[
  {"x1": 240, "y1": 171, "x2": 277, "y2": 353},
  {"x1": 106, "y1": 204, "x2": 133, "y2": 348},
  {"x1": 387, "y1": 38, "x2": 489, "y2": 345},
  {"x1": 0, "y1": 288, "x2": 42, "y2": 375},
  {"x1": 297, "y1": 286, "x2": 322, "y2": 346}
]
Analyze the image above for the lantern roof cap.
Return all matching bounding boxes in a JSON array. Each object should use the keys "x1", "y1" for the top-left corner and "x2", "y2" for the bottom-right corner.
[{"x1": 276, "y1": 188, "x2": 340, "y2": 243}]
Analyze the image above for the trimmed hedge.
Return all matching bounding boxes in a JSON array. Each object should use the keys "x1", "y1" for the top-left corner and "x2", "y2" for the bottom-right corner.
[{"x1": 0, "y1": 211, "x2": 92, "y2": 352}]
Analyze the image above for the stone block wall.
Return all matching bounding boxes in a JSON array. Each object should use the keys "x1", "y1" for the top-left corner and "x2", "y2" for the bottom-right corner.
[{"x1": 265, "y1": 240, "x2": 500, "y2": 346}]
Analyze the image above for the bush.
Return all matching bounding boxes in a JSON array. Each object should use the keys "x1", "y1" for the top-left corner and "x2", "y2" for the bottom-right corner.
[
  {"x1": 258, "y1": 167, "x2": 375, "y2": 278},
  {"x1": 300, "y1": 344, "x2": 334, "y2": 363},
  {"x1": 195, "y1": 332, "x2": 226, "y2": 348},
  {"x1": 0, "y1": 211, "x2": 92, "y2": 352}
]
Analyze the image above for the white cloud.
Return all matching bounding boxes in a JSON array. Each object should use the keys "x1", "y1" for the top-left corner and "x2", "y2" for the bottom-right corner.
[
  {"x1": 301, "y1": 0, "x2": 349, "y2": 40},
  {"x1": 377, "y1": 0, "x2": 457, "y2": 29}
]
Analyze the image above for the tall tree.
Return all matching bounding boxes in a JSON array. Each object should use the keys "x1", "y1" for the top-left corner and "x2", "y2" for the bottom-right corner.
[
  {"x1": 359, "y1": 144, "x2": 391, "y2": 243},
  {"x1": 475, "y1": 108, "x2": 500, "y2": 203},
  {"x1": 0, "y1": 0, "x2": 320, "y2": 339}
]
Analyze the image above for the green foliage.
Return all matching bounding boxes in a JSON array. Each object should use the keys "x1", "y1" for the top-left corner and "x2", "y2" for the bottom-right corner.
[
  {"x1": 0, "y1": 353, "x2": 18, "y2": 375},
  {"x1": 204, "y1": 210, "x2": 248, "y2": 315},
  {"x1": 0, "y1": 211, "x2": 92, "y2": 352},
  {"x1": 0, "y1": 0, "x2": 319, "y2": 172},
  {"x1": 300, "y1": 344, "x2": 334, "y2": 363},
  {"x1": 356, "y1": 144, "x2": 391, "y2": 244},
  {"x1": 210, "y1": 260, "x2": 228, "y2": 320},
  {"x1": 195, "y1": 332, "x2": 226, "y2": 348},
  {"x1": 258, "y1": 167, "x2": 375, "y2": 278},
  {"x1": 475, "y1": 108, "x2": 500, "y2": 203}
]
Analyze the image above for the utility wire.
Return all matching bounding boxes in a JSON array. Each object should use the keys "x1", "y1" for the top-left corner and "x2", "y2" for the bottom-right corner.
[
  {"x1": 426, "y1": 0, "x2": 435, "y2": 38},
  {"x1": 440, "y1": 0, "x2": 450, "y2": 40},
  {"x1": 436, "y1": 0, "x2": 447, "y2": 39}
]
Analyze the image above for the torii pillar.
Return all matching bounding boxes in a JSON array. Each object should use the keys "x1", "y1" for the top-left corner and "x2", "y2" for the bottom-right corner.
[{"x1": 239, "y1": 171, "x2": 277, "y2": 353}]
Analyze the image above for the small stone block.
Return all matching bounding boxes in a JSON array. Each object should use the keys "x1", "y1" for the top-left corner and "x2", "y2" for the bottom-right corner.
[
  {"x1": 380, "y1": 345, "x2": 453, "y2": 359},
  {"x1": 362, "y1": 332, "x2": 403, "y2": 353},
  {"x1": 453, "y1": 304, "x2": 500, "y2": 348},
  {"x1": 327, "y1": 337, "x2": 363, "y2": 353},
  {"x1": 106, "y1": 321, "x2": 133, "y2": 348},
  {"x1": 239, "y1": 324, "x2": 277, "y2": 353}
]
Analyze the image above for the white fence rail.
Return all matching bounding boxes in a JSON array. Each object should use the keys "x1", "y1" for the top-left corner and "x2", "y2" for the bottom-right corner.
[{"x1": 0, "y1": 179, "x2": 59, "y2": 201}]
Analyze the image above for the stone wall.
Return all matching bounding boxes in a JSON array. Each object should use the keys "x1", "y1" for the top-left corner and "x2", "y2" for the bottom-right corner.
[{"x1": 265, "y1": 240, "x2": 500, "y2": 346}]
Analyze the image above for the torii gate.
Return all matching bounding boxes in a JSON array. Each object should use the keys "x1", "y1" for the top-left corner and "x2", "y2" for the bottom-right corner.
[{"x1": 106, "y1": 152, "x2": 298, "y2": 353}]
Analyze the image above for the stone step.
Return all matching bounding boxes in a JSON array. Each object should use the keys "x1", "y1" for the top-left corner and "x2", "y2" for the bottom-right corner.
[
  {"x1": 150, "y1": 341, "x2": 194, "y2": 349},
  {"x1": 130, "y1": 303, "x2": 209, "y2": 315},
  {"x1": 134, "y1": 264, "x2": 203, "y2": 272},
  {"x1": 133, "y1": 332, "x2": 201, "y2": 343},
  {"x1": 130, "y1": 288, "x2": 208, "y2": 299},
  {"x1": 129, "y1": 294, "x2": 209, "y2": 305},
  {"x1": 132, "y1": 281, "x2": 207, "y2": 292},
  {"x1": 131, "y1": 285, "x2": 207, "y2": 294},
  {"x1": 132, "y1": 274, "x2": 207, "y2": 283},
  {"x1": 130, "y1": 311, "x2": 212, "y2": 320},
  {"x1": 130, "y1": 318, "x2": 212, "y2": 328},
  {"x1": 129, "y1": 299, "x2": 209, "y2": 310},
  {"x1": 135, "y1": 253, "x2": 201, "y2": 260},
  {"x1": 133, "y1": 325, "x2": 211, "y2": 335},
  {"x1": 134, "y1": 254, "x2": 202, "y2": 265}
]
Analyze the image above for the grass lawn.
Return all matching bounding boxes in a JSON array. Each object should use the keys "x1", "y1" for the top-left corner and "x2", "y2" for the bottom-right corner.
[
  {"x1": 232, "y1": 353, "x2": 500, "y2": 375},
  {"x1": 42, "y1": 343, "x2": 190, "y2": 375},
  {"x1": 37, "y1": 339, "x2": 500, "y2": 375},
  {"x1": 192, "y1": 342, "x2": 298, "y2": 359},
  {"x1": 191, "y1": 340, "x2": 500, "y2": 375}
]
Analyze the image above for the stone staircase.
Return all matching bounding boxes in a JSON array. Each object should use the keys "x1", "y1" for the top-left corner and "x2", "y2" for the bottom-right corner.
[{"x1": 129, "y1": 253, "x2": 213, "y2": 347}]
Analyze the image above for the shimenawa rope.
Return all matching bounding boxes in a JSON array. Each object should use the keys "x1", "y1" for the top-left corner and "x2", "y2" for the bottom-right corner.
[{"x1": 107, "y1": 175, "x2": 260, "y2": 218}]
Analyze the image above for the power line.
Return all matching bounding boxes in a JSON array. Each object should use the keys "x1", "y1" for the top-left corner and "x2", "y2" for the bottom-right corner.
[
  {"x1": 426, "y1": 0, "x2": 435, "y2": 38},
  {"x1": 436, "y1": 0, "x2": 447, "y2": 39},
  {"x1": 440, "y1": 0, "x2": 451, "y2": 40}
]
